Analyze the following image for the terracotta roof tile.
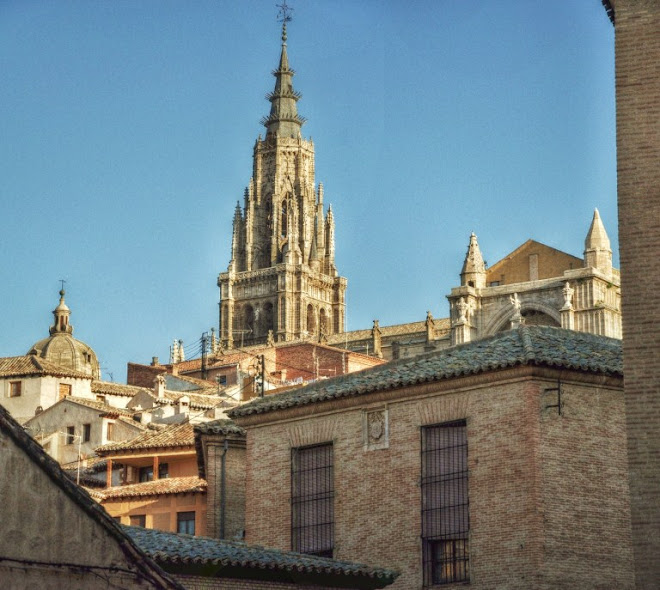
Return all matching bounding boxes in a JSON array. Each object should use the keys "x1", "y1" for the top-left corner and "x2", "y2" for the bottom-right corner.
[
  {"x1": 96, "y1": 421, "x2": 195, "y2": 454},
  {"x1": 0, "y1": 355, "x2": 91, "y2": 379},
  {"x1": 92, "y1": 381, "x2": 152, "y2": 397},
  {"x1": 230, "y1": 326, "x2": 622, "y2": 419},
  {"x1": 124, "y1": 526, "x2": 398, "y2": 589},
  {"x1": 95, "y1": 476, "x2": 206, "y2": 500}
]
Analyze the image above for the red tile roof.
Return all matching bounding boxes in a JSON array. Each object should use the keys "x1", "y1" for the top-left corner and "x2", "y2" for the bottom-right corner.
[
  {"x1": 0, "y1": 355, "x2": 91, "y2": 379},
  {"x1": 94, "y1": 476, "x2": 206, "y2": 500},
  {"x1": 96, "y1": 421, "x2": 195, "y2": 454}
]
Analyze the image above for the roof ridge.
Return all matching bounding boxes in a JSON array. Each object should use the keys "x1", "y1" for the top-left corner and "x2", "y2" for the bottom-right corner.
[{"x1": 519, "y1": 326, "x2": 536, "y2": 362}]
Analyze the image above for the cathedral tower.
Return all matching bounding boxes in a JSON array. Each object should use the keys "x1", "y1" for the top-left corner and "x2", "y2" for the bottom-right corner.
[{"x1": 217, "y1": 21, "x2": 347, "y2": 348}]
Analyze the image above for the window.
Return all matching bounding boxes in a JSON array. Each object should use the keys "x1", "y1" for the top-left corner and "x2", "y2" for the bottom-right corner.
[
  {"x1": 82, "y1": 423, "x2": 91, "y2": 443},
  {"x1": 139, "y1": 466, "x2": 154, "y2": 482},
  {"x1": 158, "y1": 462, "x2": 169, "y2": 479},
  {"x1": 65, "y1": 426, "x2": 75, "y2": 445},
  {"x1": 129, "y1": 514, "x2": 146, "y2": 528},
  {"x1": 9, "y1": 381, "x2": 21, "y2": 397},
  {"x1": 177, "y1": 511, "x2": 196, "y2": 535},
  {"x1": 58, "y1": 383, "x2": 72, "y2": 400},
  {"x1": 421, "y1": 421, "x2": 469, "y2": 586},
  {"x1": 291, "y1": 443, "x2": 334, "y2": 557},
  {"x1": 106, "y1": 421, "x2": 115, "y2": 442}
]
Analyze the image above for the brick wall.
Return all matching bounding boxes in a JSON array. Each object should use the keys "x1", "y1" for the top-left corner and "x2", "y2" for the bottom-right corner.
[
  {"x1": 612, "y1": 2, "x2": 660, "y2": 587},
  {"x1": 202, "y1": 436, "x2": 246, "y2": 540},
  {"x1": 240, "y1": 367, "x2": 632, "y2": 589},
  {"x1": 127, "y1": 362, "x2": 164, "y2": 388}
]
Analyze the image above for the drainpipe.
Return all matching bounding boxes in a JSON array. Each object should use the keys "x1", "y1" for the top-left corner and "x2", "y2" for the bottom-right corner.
[{"x1": 220, "y1": 438, "x2": 229, "y2": 538}]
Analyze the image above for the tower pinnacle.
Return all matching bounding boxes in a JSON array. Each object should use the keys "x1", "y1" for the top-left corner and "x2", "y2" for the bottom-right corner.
[
  {"x1": 261, "y1": 4, "x2": 305, "y2": 138},
  {"x1": 460, "y1": 232, "x2": 487, "y2": 289}
]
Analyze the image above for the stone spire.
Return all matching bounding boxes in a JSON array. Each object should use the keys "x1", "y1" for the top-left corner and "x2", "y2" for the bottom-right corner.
[
  {"x1": 460, "y1": 233, "x2": 486, "y2": 289},
  {"x1": 50, "y1": 289, "x2": 73, "y2": 335},
  {"x1": 261, "y1": 22, "x2": 306, "y2": 138},
  {"x1": 584, "y1": 208, "x2": 612, "y2": 276}
]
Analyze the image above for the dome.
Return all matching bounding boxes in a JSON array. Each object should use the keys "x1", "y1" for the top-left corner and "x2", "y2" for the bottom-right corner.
[{"x1": 27, "y1": 290, "x2": 101, "y2": 379}]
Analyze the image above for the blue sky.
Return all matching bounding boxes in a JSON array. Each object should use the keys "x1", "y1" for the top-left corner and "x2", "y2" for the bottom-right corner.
[{"x1": 0, "y1": 1, "x2": 615, "y2": 382}]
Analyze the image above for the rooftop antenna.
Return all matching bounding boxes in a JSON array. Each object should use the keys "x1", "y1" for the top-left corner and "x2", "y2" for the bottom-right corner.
[{"x1": 276, "y1": 1, "x2": 293, "y2": 23}]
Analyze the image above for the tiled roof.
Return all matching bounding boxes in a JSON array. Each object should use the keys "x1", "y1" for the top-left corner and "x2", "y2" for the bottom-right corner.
[
  {"x1": 0, "y1": 355, "x2": 91, "y2": 379},
  {"x1": 0, "y1": 403, "x2": 184, "y2": 590},
  {"x1": 64, "y1": 396, "x2": 138, "y2": 417},
  {"x1": 94, "y1": 476, "x2": 207, "y2": 500},
  {"x1": 193, "y1": 418, "x2": 246, "y2": 437},
  {"x1": 163, "y1": 373, "x2": 217, "y2": 393},
  {"x1": 92, "y1": 380, "x2": 152, "y2": 397},
  {"x1": 124, "y1": 526, "x2": 399, "y2": 589},
  {"x1": 229, "y1": 326, "x2": 622, "y2": 419},
  {"x1": 135, "y1": 389, "x2": 228, "y2": 411},
  {"x1": 96, "y1": 421, "x2": 195, "y2": 454},
  {"x1": 193, "y1": 419, "x2": 246, "y2": 479}
]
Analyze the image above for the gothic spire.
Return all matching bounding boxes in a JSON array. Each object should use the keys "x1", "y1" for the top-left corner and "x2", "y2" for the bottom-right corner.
[
  {"x1": 261, "y1": 21, "x2": 306, "y2": 138},
  {"x1": 460, "y1": 232, "x2": 486, "y2": 289},
  {"x1": 584, "y1": 208, "x2": 612, "y2": 275}
]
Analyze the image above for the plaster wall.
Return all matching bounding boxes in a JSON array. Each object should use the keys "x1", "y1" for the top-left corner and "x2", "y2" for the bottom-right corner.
[{"x1": 1, "y1": 374, "x2": 92, "y2": 423}]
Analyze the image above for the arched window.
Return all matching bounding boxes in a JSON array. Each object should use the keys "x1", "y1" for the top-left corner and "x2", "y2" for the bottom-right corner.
[
  {"x1": 319, "y1": 308, "x2": 328, "y2": 336},
  {"x1": 307, "y1": 304, "x2": 316, "y2": 336},
  {"x1": 264, "y1": 302, "x2": 274, "y2": 334},
  {"x1": 245, "y1": 305, "x2": 255, "y2": 335},
  {"x1": 281, "y1": 199, "x2": 288, "y2": 238}
]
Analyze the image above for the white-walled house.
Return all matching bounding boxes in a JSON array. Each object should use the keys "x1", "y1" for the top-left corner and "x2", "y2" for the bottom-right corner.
[
  {"x1": 24, "y1": 396, "x2": 146, "y2": 464},
  {"x1": 0, "y1": 355, "x2": 94, "y2": 423}
]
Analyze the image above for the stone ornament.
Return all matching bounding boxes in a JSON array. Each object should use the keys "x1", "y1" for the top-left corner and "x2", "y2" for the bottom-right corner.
[
  {"x1": 562, "y1": 281, "x2": 574, "y2": 310},
  {"x1": 363, "y1": 409, "x2": 389, "y2": 451}
]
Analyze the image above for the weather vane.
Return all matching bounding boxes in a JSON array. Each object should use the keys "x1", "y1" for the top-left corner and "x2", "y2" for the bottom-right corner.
[{"x1": 277, "y1": 1, "x2": 293, "y2": 23}]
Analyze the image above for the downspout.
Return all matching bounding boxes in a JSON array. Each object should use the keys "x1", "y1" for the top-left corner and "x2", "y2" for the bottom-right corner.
[{"x1": 220, "y1": 438, "x2": 229, "y2": 538}]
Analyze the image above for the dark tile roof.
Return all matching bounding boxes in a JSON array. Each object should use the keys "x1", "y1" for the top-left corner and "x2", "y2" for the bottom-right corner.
[
  {"x1": 94, "y1": 476, "x2": 207, "y2": 500},
  {"x1": 602, "y1": 0, "x2": 614, "y2": 24},
  {"x1": 229, "y1": 326, "x2": 622, "y2": 419},
  {"x1": 194, "y1": 418, "x2": 246, "y2": 437},
  {"x1": 0, "y1": 355, "x2": 91, "y2": 379},
  {"x1": 96, "y1": 421, "x2": 195, "y2": 454},
  {"x1": 0, "y1": 402, "x2": 184, "y2": 590},
  {"x1": 124, "y1": 526, "x2": 398, "y2": 589},
  {"x1": 193, "y1": 419, "x2": 246, "y2": 479}
]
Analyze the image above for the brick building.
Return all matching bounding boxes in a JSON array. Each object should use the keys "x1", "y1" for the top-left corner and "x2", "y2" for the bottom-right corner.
[
  {"x1": 601, "y1": 2, "x2": 660, "y2": 587},
  {"x1": 95, "y1": 421, "x2": 208, "y2": 536},
  {"x1": 228, "y1": 326, "x2": 632, "y2": 589}
]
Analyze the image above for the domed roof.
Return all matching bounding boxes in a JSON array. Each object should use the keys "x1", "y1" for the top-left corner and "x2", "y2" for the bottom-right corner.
[{"x1": 27, "y1": 290, "x2": 101, "y2": 379}]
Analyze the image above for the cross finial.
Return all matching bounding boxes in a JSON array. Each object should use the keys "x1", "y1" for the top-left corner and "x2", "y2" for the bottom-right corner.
[
  {"x1": 277, "y1": 1, "x2": 293, "y2": 24},
  {"x1": 59, "y1": 279, "x2": 66, "y2": 295}
]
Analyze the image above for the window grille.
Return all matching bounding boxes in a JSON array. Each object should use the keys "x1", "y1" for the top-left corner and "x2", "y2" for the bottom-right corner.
[
  {"x1": 291, "y1": 443, "x2": 334, "y2": 557},
  {"x1": 421, "y1": 420, "x2": 469, "y2": 586}
]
